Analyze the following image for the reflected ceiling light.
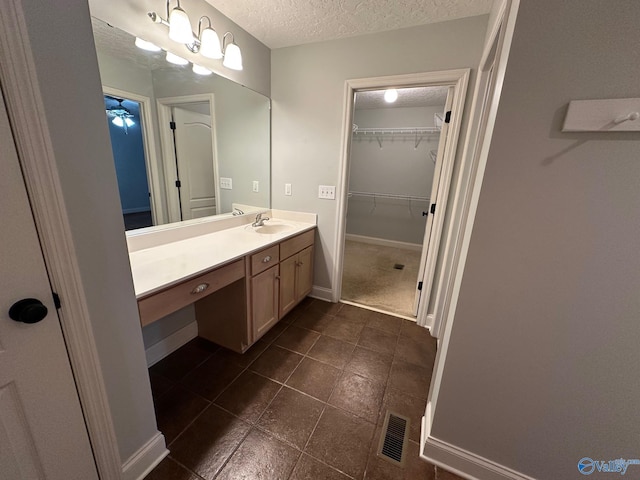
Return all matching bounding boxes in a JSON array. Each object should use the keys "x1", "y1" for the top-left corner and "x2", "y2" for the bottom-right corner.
[
  {"x1": 192, "y1": 64, "x2": 212, "y2": 75},
  {"x1": 147, "y1": 3, "x2": 242, "y2": 71},
  {"x1": 166, "y1": 51, "x2": 188, "y2": 65},
  {"x1": 384, "y1": 89, "x2": 399, "y2": 103},
  {"x1": 106, "y1": 99, "x2": 135, "y2": 134},
  {"x1": 134, "y1": 37, "x2": 161, "y2": 52},
  {"x1": 222, "y1": 32, "x2": 243, "y2": 71}
]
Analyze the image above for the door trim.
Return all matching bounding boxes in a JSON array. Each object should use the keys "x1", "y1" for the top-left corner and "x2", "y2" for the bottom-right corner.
[
  {"x1": 333, "y1": 69, "x2": 470, "y2": 328},
  {"x1": 0, "y1": 2, "x2": 121, "y2": 478},
  {"x1": 103, "y1": 86, "x2": 166, "y2": 226},
  {"x1": 156, "y1": 94, "x2": 220, "y2": 223},
  {"x1": 420, "y1": 0, "x2": 520, "y2": 474}
]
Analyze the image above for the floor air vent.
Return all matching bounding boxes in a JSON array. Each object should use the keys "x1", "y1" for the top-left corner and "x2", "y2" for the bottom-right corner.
[{"x1": 377, "y1": 411, "x2": 410, "y2": 466}]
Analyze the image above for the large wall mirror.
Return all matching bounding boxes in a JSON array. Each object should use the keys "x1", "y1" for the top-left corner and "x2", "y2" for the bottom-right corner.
[{"x1": 91, "y1": 17, "x2": 271, "y2": 231}]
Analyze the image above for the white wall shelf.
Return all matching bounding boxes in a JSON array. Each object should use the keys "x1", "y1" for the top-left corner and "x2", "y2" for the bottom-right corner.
[{"x1": 562, "y1": 98, "x2": 640, "y2": 132}]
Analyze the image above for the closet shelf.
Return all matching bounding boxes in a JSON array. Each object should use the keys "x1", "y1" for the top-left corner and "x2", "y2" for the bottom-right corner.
[
  {"x1": 352, "y1": 126, "x2": 440, "y2": 136},
  {"x1": 348, "y1": 191, "x2": 430, "y2": 202}
]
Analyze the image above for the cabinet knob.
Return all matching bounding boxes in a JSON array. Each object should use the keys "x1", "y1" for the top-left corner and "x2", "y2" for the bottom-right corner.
[
  {"x1": 275, "y1": 275, "x2": 280, "y2": 280},
  {"x1": 191, "y1": 283, "x2": 209, "y2": 295},
  {"x1": 262, "y1": 255, "x2": 272, "y2": 263}
]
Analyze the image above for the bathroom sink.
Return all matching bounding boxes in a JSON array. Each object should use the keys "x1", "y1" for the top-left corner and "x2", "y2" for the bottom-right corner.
[{"x1": 245, "y1": 220, "x2": 296, "y2": 235}]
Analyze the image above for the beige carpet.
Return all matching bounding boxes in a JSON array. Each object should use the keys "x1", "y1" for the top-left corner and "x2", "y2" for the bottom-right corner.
[{"x1": 341, "y1": 239, "x2": 421, "y2": 318}]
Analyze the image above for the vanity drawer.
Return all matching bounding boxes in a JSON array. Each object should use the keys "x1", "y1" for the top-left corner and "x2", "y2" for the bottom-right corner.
[
  {"x1": 250, "y1": 245, "x2": 280, "y2": 276},
  {"x1": 280, "y1": 229, "x2": 315, "y2": 260},
  {"x1": 138, "y1": 259, "x2": 245, "y2": 326}
]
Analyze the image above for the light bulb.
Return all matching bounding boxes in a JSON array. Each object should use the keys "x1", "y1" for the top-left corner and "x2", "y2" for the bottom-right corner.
[
  {"x1": 112, "y1": 116, "x2": 124, "y2": 127},
  {"x1": 222, "y1": 42, "x2": 243, "y2": 71},
  {"x1": 199, "y1": 27, "x2": 222, "y2": 59},
  {"x1": 166, "y1": 51, "x2": 189, "y2": 66},
  {"x1": 134, "y1": 37, "x2": 161, "y2": 52},
  {"x1": 124, "y1": 118, "x2": 135, "y2": 127},
  {"x1": 192, "y1": 64, "x2": 212, "y2": 75},
  {"x1": 384, "y1": 89, "x2": 398, "y2": 103},
  {"x1": 168, "y1": 6, "x2": 194, "y2": 44}
]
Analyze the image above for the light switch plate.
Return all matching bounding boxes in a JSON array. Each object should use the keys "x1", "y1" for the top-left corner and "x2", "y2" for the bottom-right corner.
[
  {"x1": 220, "y1": 177, "x2": 232, "y2": 190},
  {"x1": 252, "y1": 181, "x2": 259, "y2": 192},
  {"x1": 318, "y1": 185, "x2": 336, "y2": 200},
  {"x1": 285, "y1": 183, "x2": 292, "y2": 196}
]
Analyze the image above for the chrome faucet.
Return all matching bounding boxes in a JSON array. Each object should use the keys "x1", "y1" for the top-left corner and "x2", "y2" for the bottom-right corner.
[
  {"x1": 252, "y1": 212, "x2": 270, "y2": 227},
  {"x1": 232, "y1": 207, "x2": 244, "y2": 216}
]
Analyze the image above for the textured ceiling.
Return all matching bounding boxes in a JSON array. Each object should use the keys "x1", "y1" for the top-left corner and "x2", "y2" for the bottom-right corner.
[
  {"x1": 355, "y1": 86, "x2": 448, "y2": 109},
  {"x1": 206, "y1": 0, "x2": 492, "y2": 48}
]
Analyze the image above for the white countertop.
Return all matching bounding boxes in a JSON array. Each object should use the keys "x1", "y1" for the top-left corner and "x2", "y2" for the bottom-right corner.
[{"x1": 128, "y1": 211, "x2": 317, "y2": 299}]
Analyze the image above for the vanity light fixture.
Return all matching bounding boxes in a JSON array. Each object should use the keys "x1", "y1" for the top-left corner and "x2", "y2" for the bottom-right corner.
[
  {"x1": 166, "y1": 51, "x2": 189, "y2": 65},
  {"x1": 222, "y1": 32, "x2": 243, "y2": 71},
  {"x1": 384, "y1": 89, "x2": 399, "y2": 103},
  {"x1": 192, "y1": 64, "x2": 212, "y2": 75},
  {"x1": 148, "y1": 1, "x2": 242, "y2": 70},
  {"x1": 167, "y1": 1, "x2": 194, "y2": 44},
  {"x1": 134, "y1": 37, "x2": 161, "y2": 52}
]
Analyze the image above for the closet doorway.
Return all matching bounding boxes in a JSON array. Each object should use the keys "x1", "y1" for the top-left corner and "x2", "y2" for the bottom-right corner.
[{"x1": 335, "y1": 70, "x2": 469, "y2": 326}]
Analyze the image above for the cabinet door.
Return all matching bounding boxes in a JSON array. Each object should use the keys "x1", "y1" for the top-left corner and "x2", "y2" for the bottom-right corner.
[
  {"x1": 251, "y1": 265, "x2": 279, "y2": 341},
  {"x1": 278, "y1": 254, "x2": 298, "y2": 319},
  {"x1": 296, "y1": 246, "x2": 314, "y2": 300}
]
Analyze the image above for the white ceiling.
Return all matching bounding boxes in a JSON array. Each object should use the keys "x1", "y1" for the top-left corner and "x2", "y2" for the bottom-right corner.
[
  {"x1": 206, "y1": 0, "x2": 492, "y2": 49},
  {"x1": 356, "y1": 86, "x2": 448, "y2": 109}
]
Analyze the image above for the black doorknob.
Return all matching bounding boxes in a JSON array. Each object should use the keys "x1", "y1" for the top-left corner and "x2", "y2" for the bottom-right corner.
[{"x1": 9, "y1": 298, "x2": 48, "y2": 324}]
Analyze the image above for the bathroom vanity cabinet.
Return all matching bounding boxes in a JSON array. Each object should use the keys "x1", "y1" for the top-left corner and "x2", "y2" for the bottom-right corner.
[{"x1": 135, "y1": 226, "x2": 315, "y2": 354}]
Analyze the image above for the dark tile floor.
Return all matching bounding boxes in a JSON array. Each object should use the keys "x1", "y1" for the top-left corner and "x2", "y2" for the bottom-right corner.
[{"x1": 146, "y1": 299, "x2": 464, "y2": 480}]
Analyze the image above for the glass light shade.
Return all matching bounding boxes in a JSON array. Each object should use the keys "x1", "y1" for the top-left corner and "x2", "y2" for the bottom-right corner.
[
  {"x1": 134, "y1": 37, "x2": 161, "y2": 52},
  {"x1": 166, "y1": 51, "x2": 189, "y2": 65},
  {"x1": 222, "y1": 42, "x2": 243, "y2": 71},
  {"x1": 112, "y1": 116, "x2": 124, "y2": 127},
  {"x1": 384, "y1": 89, "x2": 398, "y2": 103},
  {"x1": 168, "y1": 7, "x2": 194, "y2": 44},
  {"x1": 124, "y1": 117, "x2": 135, "y2": 127},
  {"x1": 192, "y1": 64, "x2": 212, "y2": 76},
  {"x1": 199, "y1": 27, "x2": 222, "y2": 59}
]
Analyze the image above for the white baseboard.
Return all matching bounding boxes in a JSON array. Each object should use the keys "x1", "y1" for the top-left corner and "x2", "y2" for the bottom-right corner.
[
  {"x1": 420, "y1": 412, "x2": 534, "y2": 480},
  {"x1": 310, "y1": 285, "x2": 334, "y2": 302},
  {"x1": 121, "y1": 432, "x2": 169, "y2": 480},
  {"x1": 345, "y1": 233, "x2": 422, "y2": 251},
  {"x1": 145, "y1": 321, "x2": 198, "y2": 367}
]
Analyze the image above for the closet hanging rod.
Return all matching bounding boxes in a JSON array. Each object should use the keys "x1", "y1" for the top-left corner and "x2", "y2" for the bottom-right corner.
[
  {"x1": 348, "y1": 191, "x2": 430, "y2": 201},
  {"x1": 352, "y1": 126, "x2": 440, "y2": 136}
]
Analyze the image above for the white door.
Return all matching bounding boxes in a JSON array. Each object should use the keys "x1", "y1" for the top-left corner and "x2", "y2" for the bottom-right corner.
[
  {"x1": 0, "y1": 88, "x2": 98, "y2": 479},
  {"x1": 413, "y1": 87, "x2": 455, "y2": 314},
  {"x1": 173, "y1": 106, "x2": 217, "y2": 220}
]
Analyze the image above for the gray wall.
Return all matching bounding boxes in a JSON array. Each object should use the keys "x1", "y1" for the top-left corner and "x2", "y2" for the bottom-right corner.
[
  {"x1": 18, "y1": 0, "x2": 158, "y2": 463},
  {"x1": 431, "y1": 1, "x2": 640, "y2": 478},
  {"x1": 271, "y1": 15, "x2": 488, "y2": 295},
  {"x1": 347, "y1": 106, "x2": 441, "y2": 244}
]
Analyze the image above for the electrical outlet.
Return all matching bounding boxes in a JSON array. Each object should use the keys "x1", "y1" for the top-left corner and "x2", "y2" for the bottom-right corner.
[
  {"x1": 220, "y1": 177, "x2": 232, "y2": 190},
  {"x1": 285, "y1": 183, "x2": 292, "y2": 196},
  {"x1": 252, "y1": 181, "x2": 259, "y2": 192},
  {"x1": 318, "y1": 185, "x2": 336, "y2": 200}
]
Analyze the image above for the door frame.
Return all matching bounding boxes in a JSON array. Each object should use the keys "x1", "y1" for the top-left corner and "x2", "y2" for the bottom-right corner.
[
  {"x1": 421, "y1": 0, "x2": 520, "y2": 474},
  {"x1": 156, "y1": 94, "x2": 220, "y2": 223},
  {"x1": 333, "y1": 69, "x2": 470, "y2": 328},
  {"x1": 103, "y1": 86, "x2": 166, "y2": 226},
  {"x1": 0, "y1": 2, "x2": 121, "y2": 478}
]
